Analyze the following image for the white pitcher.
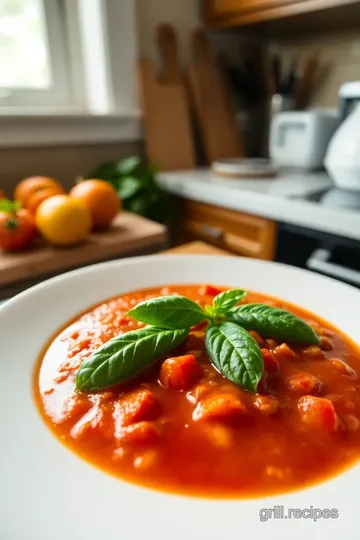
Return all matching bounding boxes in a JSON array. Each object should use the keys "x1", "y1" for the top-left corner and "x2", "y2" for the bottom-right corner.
[{"x1": 325, "y1": 102, "x2": 360, "y2": 191}]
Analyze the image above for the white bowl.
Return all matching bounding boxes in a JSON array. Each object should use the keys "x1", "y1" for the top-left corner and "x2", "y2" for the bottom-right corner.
[{"x1": 1, "y1": 255, "x2": 360, "y2": 540}]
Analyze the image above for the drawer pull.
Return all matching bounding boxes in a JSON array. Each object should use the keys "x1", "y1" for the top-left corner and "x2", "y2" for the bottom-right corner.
[{"x1": 200, "y1": 225, "x2": 224, "y2": 239}]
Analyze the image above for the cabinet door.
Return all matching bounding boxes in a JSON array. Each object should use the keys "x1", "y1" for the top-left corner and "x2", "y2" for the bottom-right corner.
[{"x1": 177, "y1": 200, "x2": 277, "y2": 261}]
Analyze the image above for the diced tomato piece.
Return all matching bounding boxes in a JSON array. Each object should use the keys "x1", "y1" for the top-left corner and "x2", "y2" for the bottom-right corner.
[
  {"x1": 253, "y1": 395, "x2": 279, "y2": 415},
  {"x1": 71, "y1": 406, "x2": 114, "y2": 440},
  {"x1": 302, "y1": 345, "x2": 324, "y2": 358},
  {"x1": 286, "y1": 373, "x2": 322, "y2": 395},
  {"x1": 273, "y1": 343, "x2": 296, "y2": 360},
  {"x1": 116, "y1": 422, "x2": 160, "y2": 445},
  {"x1": 329, "y1": 359, "x2": 356, "y2": 377},
  {"x1": 59, "y1": 393, "x2": 92, "y2": 424},
  {"x1": 298, "y1": 396, "x2": 339, "y2": 432},
  {"x1": 193, "y1": 394, "x2": 246, "y2": 422},
  {"x1": 261, "y1": 348, "x2": 279, "y2": 373},
  {"x1": 192, "y1": 320, "x2": 208, "y2": 331},
  {"x1": 204, "y1": 423, "x2": 234, "y2": 449},
  {"x1": 160, "y1": 355, "x2": 202, "y2": 391},
  {"x1": 249, "y1": 331, "x2": 266, "y2": 347},
  {"x1": 118, "y1": 389, "x2": 158, "y2": 426},
  {"x1": 323, "y1": 393, "x2": 355, "y2": 414},
  {"x1": 320, "y1": 336, "x2": 333, "y2": 351},
  {"x1": 199, "y1": 284, "x2": 223, "y2": 296},
  {"x1": 266, "y1": 338, "x2": 278, "y2": 350},
  {"x1": 187, "y1": 383, "x2": 216, "y2": 404}
]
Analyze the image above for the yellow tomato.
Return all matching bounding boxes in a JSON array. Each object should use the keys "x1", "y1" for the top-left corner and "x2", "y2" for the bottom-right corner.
[{"x1": 35, "y1": 195, "x2": 92, "y2": 246}]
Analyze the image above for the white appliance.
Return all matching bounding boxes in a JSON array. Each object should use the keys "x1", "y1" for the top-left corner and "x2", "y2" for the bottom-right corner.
[
  {"x1": 269, "y1": 109, "x2": 338, "y2": 171},
  {"x1": 324, "y1": 81, "x2": 360, "y2": 191}
]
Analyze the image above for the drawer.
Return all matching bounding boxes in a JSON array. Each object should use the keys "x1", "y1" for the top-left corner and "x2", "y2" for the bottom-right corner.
[{"x1": 178, "y1": 200, "x2": 277, "y2": 260}]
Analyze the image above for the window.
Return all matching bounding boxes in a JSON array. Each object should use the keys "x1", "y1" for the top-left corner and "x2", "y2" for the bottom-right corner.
[
  {"x1": 0, "y1": 0, "x2": 141, "y2": 146},
  {"x1": 0, "y1": 0, "x2": 72, "y2": 108},
  {"x1": 0, "y1": 0, "x2": 139, "y2": 116}
]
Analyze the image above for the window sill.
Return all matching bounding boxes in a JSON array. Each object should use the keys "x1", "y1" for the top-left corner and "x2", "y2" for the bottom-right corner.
[{"x1": 0, "y1": 110, "x2": 142, "y2": 147}]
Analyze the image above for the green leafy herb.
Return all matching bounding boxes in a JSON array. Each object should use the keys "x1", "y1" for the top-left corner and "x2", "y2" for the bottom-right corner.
[
  {"x1": 128, "y1": 295, "x2": 207, "y2": 330},
  {"x1": 76, "y1": 326, "x2": 189, "y2": 391},
  {"x1": 205, "y1": 322, "x2": 263, "y2": 392},
  {"x1": 117, "y1": 177, "x2": 142, "y2": 200},
  {"x1": 230, "y1": 304, "x2": 320, "y2": 345},
  {"x1": 0, "y1": 199, "x2": 22, "y2": 212},
  {"x1": 76, "y1": 285, "x2": 321, "y2": 393},
  {"x1": 213, "y1": 289, "x2": 248, "y2": 314}
]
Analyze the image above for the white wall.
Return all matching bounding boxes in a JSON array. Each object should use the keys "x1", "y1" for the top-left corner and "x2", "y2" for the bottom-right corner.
[{"x1": 137, "y1": 0, "x2": 201, "y2": 66}]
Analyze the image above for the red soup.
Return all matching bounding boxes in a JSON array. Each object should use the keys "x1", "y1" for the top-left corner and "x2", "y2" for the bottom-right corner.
[{"x1": 34, "y1": 284, "x2": 360, "y2": 498}]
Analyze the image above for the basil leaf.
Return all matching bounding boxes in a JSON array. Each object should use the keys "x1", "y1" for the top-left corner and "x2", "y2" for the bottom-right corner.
[
  {"x1": 213, "y1": 289, "x2": 248, "y2": 313},
  {"x1": 76, "y1": 326, "x2": 189, "y2": 391},
  {"x1": 205, "y1": 322, "x2": 263, "y2": 392},
  {"x1": 230, "y1": 304, "x2": 320, "y2": 345},
  {"x1": 128, "y1": 295, "x2": 207, "y2": 329}
]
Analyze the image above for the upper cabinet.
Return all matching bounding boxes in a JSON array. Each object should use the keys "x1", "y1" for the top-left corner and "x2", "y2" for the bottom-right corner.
[{"x1": 204, "y1": 0, "x2": 360, "y2": 28}]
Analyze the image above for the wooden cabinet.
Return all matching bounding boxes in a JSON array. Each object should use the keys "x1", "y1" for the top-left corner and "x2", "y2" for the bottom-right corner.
[
  {"x1": 204, "y1": 0, "x2": 360, "y2": 27},
  {"x1": 207, "y1": 0, "x2": 303, "y2": 18},
  {"x1": 177, "y1": 200, "x2": 277, "y2": 260}
]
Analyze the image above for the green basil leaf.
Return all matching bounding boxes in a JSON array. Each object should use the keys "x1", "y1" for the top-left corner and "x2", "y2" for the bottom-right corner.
[
  {"x1": 205, "y1": 322, "x2": 263, "y2": 392},
  {"x1": 128, "y1": 295, "x2": 207, "y2": 329},
  {"x1": 230, "y1": 304, "x2": 320, "y2": 345},
  {"x1": 117, "y1": 177, "x2": 142, "y2": 200},
  {"x1": 76, "y1": 326, "x2": 189, "y2": 391},
  {"x1": 116, "y1": 156, "x2": 141, "y2": 176},
  {"x1": 213, "y1": 289, "x2": 248, "y2": 313}
]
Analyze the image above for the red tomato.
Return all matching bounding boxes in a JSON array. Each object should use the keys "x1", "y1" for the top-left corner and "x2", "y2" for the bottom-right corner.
[
  {"x1": 0, "y1": 207, "x2": 36, "y2": 251},
  {"x1": 0, "y1": 190, "x2": 7, "y2": 199}
]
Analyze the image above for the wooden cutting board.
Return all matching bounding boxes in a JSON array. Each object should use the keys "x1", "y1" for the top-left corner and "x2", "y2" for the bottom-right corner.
[
  {"x1": 0, "y1": 212, "x2": 166, "y2": 289},
  {"x1": 187, "y1": 29, "x2": 245, "y2": 164},
  {"x1": 137, "y1": 24, "x2": 195, "y2": 171}
]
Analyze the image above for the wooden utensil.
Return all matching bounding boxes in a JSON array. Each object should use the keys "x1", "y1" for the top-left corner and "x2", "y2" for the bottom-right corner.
[
  {"x1": 295, "y1": 54, "x2": 319, "y2": 109},
  {"x1": 137, "y1": 24, "x2": 195, "y2": 171},
  {"x1": 187, "y1": 28, "x2": 244, "y2": 164}
]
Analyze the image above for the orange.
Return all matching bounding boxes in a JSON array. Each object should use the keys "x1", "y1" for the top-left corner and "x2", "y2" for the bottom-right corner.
[
  {"x1": 35, "y1": 195, "x2": 92, "y2": 246},
  {"x1": 0, "y1": 190, "x2": 7, "y2": 199},
  {"x1": 69, "y1": 179, "x2": 120, "y2": 229},
  {"x1": 14, "y1": 176, "x2": 64, "y2": 205},
  {"x1": 26, "y1": 187, "x2": 64, "y2": 215}
]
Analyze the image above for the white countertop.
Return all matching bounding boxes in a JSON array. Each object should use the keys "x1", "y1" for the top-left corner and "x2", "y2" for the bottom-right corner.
[{"x1": 158, "y1": 169, "x2": 360, "y2": 241}]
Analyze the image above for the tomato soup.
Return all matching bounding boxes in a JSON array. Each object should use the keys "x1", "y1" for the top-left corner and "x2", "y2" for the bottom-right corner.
[{"x1": 34, "y1": 284, "x2": 360, "y2": 498}]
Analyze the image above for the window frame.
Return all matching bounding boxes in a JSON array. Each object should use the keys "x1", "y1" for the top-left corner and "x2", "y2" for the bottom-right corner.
[
  {"x1": 0, "y1": 0, "x2": 142, "y2": 146},
  {"x1": 0, "y1": 0, "x2": 73, "y2": 109}
]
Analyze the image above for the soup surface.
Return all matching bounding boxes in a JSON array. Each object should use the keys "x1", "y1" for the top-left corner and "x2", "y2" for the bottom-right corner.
[{"x1": 34, "y1": 284, "x2": 360, "y2": 498}]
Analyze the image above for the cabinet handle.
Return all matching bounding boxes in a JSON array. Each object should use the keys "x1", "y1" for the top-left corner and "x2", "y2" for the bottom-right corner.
[{"x1": 200, "y1": 225, "x2": 224, "y2": 239}]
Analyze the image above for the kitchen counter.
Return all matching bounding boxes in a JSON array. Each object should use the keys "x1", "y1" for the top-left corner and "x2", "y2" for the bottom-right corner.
[{"x1": 158, "y1": 169, "x2": 360, "y2": 241}]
